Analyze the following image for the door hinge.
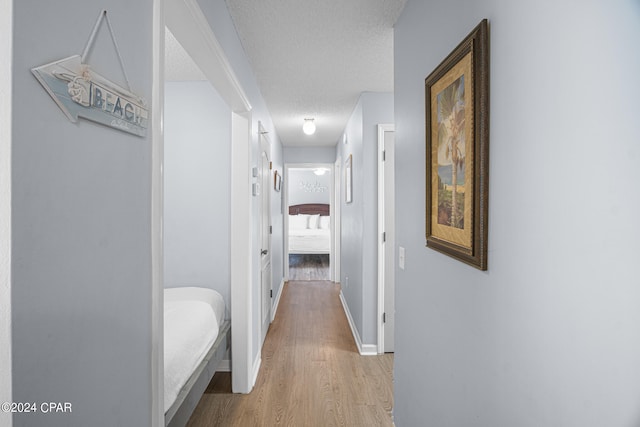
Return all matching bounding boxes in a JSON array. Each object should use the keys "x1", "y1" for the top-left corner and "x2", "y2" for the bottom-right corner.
[
  {"x1": 269, "y1": 161, "x2": 273, "y2": 170},
  {"x1": 270, "y1": 289, "x2": 273, "y2": 298},
  {"x1": 383, "y1": 312, "x2": 386, "y2": 323},
  {"x1": 382, "y1": 231, "x2": 386, "y2": 242},
  {"x1": 270, "y1": 225, "x2": 273, "y2": 234},
  {"x1": 382, "y1": 150, "x2": 386, "y2": 161}
]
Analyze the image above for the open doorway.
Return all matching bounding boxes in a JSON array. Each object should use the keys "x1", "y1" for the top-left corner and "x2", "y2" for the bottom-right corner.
[
  {"x1": 154, "y1": 2, "x2": 255, "y2": 419},
  {"x1": 285, "y1": 164, "x2": 334, "y2": 281}
]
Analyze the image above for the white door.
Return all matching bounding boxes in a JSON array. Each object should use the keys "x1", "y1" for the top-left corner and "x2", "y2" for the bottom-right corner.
[
  {"x1": 260, "y1": 131, "x2": 272, "y2": 345},
  {"x1": 378, "y1": 124, "x2": 395, "y2": 353}
]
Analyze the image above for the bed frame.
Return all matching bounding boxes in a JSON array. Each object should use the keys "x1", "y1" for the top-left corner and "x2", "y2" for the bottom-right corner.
[
  {"x1": 165, "y1": 320, "x2": 231, "y2": 427},
  {"x1": 289, "y1": 203, "x2": 330, "y2": 216}
]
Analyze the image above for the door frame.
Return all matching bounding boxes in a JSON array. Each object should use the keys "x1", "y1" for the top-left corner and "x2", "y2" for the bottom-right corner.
[
  {"x1": 259, "y1": 122, "x2": 272, "y2": 345},
  {"x1": 377, "y1": 124, "x2": 395, "y2": 354},
  {"x1": 283, "y1": 163, "x2": 335, "y2": 281},
  {"x1": 333, "y1": 157, "x2": 341, "y2": 281},
  {"x1": 0, "y1": 0, "x2": 13, "y2": 423},
  {"x1": 152, "y1": 1, "x2": 255, "y2": 419}
]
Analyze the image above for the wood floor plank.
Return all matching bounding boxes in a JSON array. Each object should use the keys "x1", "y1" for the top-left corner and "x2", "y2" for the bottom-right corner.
[
  {"x1": 288, "y1": 255, "x2": 330, "y2": 281},
  {"x1": 186, "y1": 280, "x2": 394, "y2": 427}
]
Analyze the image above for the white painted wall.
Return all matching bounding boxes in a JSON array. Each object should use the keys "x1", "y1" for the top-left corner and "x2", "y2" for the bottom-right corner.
[
  {"x1": 394, "y1": 1, "x2": 640, "y2": 425},
  {"x1": 164, "y1": 81, "x2": 232, "y2": 306},
  {"x1": 11, "y1": 2, "x2": 154, "y2": 426},
  {"x1": 335, "y1": 92, "x2": 393, "y2": 346},
  {"x1": 0, "y1": 0, "x2": 12, "y2": 424},
  {"x1": 288, "y1": 169, "x2": 331, "y2": 206}
]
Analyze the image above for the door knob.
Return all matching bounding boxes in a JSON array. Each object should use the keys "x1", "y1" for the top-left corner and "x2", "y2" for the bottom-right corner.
[{"x1": 261, "y1": 249, "x2": 268, "y2": 255}]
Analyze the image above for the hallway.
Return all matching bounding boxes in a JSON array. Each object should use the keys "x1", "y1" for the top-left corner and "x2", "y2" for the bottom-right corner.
[{"x1": 187, "y1": 281, "x2": 394, "y2": 426}]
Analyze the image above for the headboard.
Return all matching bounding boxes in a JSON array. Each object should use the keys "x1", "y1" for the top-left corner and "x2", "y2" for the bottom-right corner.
[{"x1": 288, "y1": 203, "x2": 330, "y2": 216}]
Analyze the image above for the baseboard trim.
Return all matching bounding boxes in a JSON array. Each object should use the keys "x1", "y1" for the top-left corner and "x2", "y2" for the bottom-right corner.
[
  {"x1": 271, "y1": 279, "x2": 285, "y2": 322},
  {"x1": 216, "y1": 359, "x2": 230, "y2": 372},
  {"x1": 250, "y1": 355, "x2": 262, "y2": 389},
  {"x1": 360, "y1": 344, "x2": 378, "y2": 356},
  {"x1": 339, "y1": 291, "x2": 377, "y2": 356}
]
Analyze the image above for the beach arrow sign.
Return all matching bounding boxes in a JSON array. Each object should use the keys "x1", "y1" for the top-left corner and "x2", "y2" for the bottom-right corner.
[{"x1": 32, "y1": 55, "x2": 148, "y2": 137}]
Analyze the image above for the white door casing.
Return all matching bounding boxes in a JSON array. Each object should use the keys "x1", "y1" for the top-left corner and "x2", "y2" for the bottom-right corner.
[
  {"x1": 0, "y1": 0, "x2": 13, "y2": 423},
  {"x1": 151, "y1": 0, "x2": 164, "y2": 422},
  {"x1": 283, "y1": 163, "x2": 335, "y2": 281},
  {"x1": 259, "y1": 126, "x2": 272, "y2": 345},
  {"x1": 377, "y1": 124, "x2": 395, "y2": 353},
  {"x1": 230, "y1": 111, "x2": 253, "y2": 393}
]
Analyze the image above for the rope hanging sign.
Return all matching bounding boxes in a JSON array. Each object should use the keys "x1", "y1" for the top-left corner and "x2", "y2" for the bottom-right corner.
[{"x1": 31, "y1": 10, "x2": 148, "y2": 137}]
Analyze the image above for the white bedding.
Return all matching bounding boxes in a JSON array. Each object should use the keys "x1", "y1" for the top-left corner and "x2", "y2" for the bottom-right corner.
[
  {"x1": 164, "y1": 287, "x2": 225, "y2": 413},
  {"x1": 164, "y1": 286, "x2": 225, "y2": 327},
  {"x1": 289, "y1": 228, "x2": 331, "y2": 254}
]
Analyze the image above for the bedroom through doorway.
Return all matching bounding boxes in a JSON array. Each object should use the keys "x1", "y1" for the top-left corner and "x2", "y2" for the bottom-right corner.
[{"x1": 285, "y1": 165, "x2": 334, "y2": 281}]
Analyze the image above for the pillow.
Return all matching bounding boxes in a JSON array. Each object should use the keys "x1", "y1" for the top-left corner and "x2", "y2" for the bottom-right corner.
[
  {"x1": 289, "y1": 214, "x2": 308, "y2": 230},
  {"x1": 164, "y1": 287, "x2": 226, "y2": 326},
  {"x1": 299, "y1": 214, "x2": 311, "y2": 226},
  {"x1": 319, "y1": 216, "x2": 330, "y2": 230},
  {"x1": 307, "y1": 214, "x2": 321, "y2": 229}
]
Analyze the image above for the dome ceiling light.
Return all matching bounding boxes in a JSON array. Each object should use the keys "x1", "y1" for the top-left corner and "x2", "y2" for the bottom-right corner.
[
  {"x1": 313, "y1": 168, "x2": 329, "y2": 176},
  {"x1": 302, "y1": 118, "x2": 316, "y2": 135}
]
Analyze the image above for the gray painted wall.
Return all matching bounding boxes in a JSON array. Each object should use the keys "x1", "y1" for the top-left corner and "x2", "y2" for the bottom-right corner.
[
  {"x1": 337, "y1": 99, "x2": 364, "y2": 341},
  {"x1": 336, "y1": 92, "x2": 393, "y2": 346},
  {"x1": 284, "y1": 146, "x2": 337, "y2": 163},
  {"x1": 11, "y1": 2, "x2": 153, "y2": 426},
  {"x1": 393, "y1": 1, "x2": 640, "y2": 425},
  {"x1": 164, "y1": 81, "x2": 231, "y2": 307},
  {"x1": 196, "y1": 0, "x2": 285, "y2": 369},
  {"x1": 288, "y1": 169, "x2": 331, "y2": 206}
]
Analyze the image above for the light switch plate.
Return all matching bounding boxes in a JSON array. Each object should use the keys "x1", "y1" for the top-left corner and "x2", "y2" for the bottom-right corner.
[{"x1": 399, "y1": 246, "x2": 405, "y2": 270}]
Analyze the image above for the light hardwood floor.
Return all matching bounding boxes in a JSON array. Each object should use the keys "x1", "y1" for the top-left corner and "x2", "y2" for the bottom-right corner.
[
  {"x1": 288, "y1": 254, "x2": 330, "y2": 281},
  {"x1": 187, "y1": 280, "x2": 394, "y2": 427}
]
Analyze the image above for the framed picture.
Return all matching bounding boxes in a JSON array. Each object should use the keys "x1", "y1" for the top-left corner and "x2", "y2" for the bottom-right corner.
[
  {"x1": 274, "y1": 170, "x2": 281, "y2": 192},
  {"x1": 425, "y1": 19, "x2": 489, "y2": 270},
  {"x1": 345, "y1": 154, "x2": 353, "y2": 203}
]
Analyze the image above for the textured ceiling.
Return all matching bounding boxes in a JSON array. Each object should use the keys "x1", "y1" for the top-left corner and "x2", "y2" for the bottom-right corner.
[
  {"x1": 226, "y1": 0, "x2": 406, "y2": 146},
  {"x1": 165, "y1": 28, "x2": 207, "y2": 82}
]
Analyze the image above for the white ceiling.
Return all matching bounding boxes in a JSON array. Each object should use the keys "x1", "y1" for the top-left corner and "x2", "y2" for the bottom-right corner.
[
  {"x1": 165, "y1": 28, "x2": 207, "y2": 82},
  {"x1": 165, "y1": 0, "x2": 407, "y2": 147}
]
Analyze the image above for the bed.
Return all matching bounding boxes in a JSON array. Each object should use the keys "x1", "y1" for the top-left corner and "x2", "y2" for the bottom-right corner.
[
  {"x1": 164, "y1": 287, "x2": 230, "y2": 427},
  {"x1": 288, "y1": 203, "x2": 331, "y2": 254}
]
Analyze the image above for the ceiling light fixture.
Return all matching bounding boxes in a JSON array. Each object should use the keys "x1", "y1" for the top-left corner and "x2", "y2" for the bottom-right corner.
[
  {"x1": 313, "y1": 168, "x2": 328, "y2": 176},
  {"x1": 302, "y1": 118, "x2": 316, "y2": 135}
]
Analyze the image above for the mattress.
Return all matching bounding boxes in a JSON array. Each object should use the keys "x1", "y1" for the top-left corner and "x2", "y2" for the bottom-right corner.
[
  {"x1": 164, "y1": 286, "x2": 225, "y2": 327},
  {"x1": 289, "y1": 228, "x2": 331, "y2": 254},
  {"x1": 164, "y1": 287, "x2": 225, "y2": 413}
]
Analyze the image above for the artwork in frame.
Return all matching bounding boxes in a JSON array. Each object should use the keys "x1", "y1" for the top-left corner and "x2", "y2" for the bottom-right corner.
[
  {"x1": 425, "y1": 19, "x2": 489, "y2": 270},
  {"x1": 274, "y1": 170, "x2": 281, "y2": 192},
  {"x1": 345, "y1": 154, "x2": 353, "y2": 203}
]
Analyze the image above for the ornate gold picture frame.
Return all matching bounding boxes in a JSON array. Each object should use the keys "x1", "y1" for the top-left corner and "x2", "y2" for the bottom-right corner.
[{"x1": 425, "y1": 19, "x2": 489, "y2": 270}]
